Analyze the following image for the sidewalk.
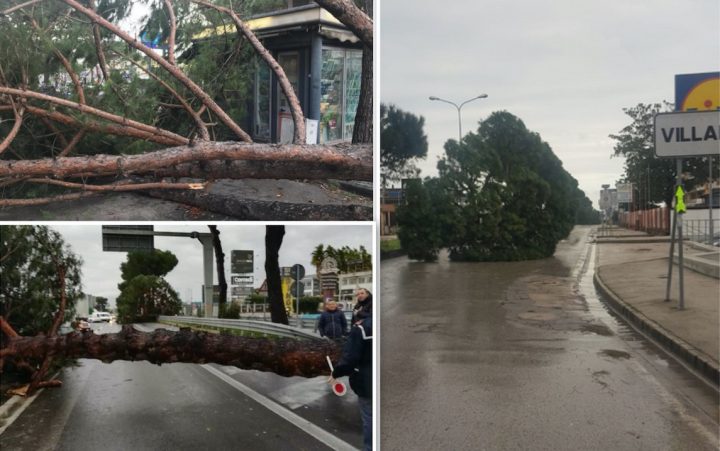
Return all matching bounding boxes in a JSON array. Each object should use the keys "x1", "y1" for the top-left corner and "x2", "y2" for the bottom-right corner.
[{"x1": 593, "y1": 226, "x2": 719, "y2": 386}]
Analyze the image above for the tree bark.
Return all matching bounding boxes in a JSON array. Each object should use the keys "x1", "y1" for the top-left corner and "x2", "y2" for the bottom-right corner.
[
  {"x1": 351, "y1": 44, "x2": 372, "y2": 144},
  {"x1": 208, "y1": 225, "x2": 227, "y2": 311},
  {"x1": 265, "y1": 226, "x2": 288, "y2": 325},
  {"x1": 0, "y1": 142, "x2": 372, "y2": 179},
  {"x1": 2, "y1": 325, "x2": 340, "y2": 378}
]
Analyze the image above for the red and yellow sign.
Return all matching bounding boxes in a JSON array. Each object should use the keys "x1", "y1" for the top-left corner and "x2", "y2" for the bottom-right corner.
[{"x1": 675, "y1": 72, "x2": 720, "y2": 112}]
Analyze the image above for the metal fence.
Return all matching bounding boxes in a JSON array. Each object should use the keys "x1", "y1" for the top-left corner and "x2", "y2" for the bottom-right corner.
[
  {"x1": 157, "y1": 316, "x2": 321, "y2": 340},
  {"x1": 683, "y1": 219, "x2": 720, "y2": 245}
]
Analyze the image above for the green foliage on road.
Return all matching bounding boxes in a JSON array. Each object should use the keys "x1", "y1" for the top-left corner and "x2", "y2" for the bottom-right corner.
[
  {"x1": 397, "y1": 111, "x2": 599, "y2": 262},
  {"x1": 116, "y1": 250, "x2": 181, "y2": 323},
  {"x1": 0, "y1": 225, "x2": 82, "y2": 335}
]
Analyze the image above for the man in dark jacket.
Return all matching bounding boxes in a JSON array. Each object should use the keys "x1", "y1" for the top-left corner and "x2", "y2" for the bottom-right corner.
[
  {"x1": 317, "y1": 300, "x2": 347, "y2": 339},
  {"x1": 330, "y1": 317, "x2": 372, "y2": 451}
]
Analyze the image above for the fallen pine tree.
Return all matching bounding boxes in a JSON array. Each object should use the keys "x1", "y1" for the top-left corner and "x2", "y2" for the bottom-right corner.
[{"x1": 1, "y1": 323, "x2": 342, "y2": 380}]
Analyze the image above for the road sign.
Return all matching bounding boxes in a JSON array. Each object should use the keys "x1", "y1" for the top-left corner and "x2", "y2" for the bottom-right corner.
[
  {"x1": 231, "y1": 250, "x2": 253, "y2": 274},
  {"x1": 654, "y1": 110, "x2": 720, "y2": 157},
  {"x1": 291, "y1": 264, "x2": 305, "y2": 280},
  {"x1": 616, "y1": 183, "x2": 633, "y2": 203},
  {"x1": 289, "y1": 281, "x2": 305, "y2": 297},
  {"x1": 675, "y1": 186, "x2": 686, "y2": 214},
  {"x1": 231, "y1": 275, "x2": 253, "y2": 285},
  {"x1": 231, "y1": 285, "x2": 254, "y2": 297},
  {"x1": 281, "y1": 266, "x2": 293, "y2": 277},
  {"x1": 675, "y1": 72, "x2": 719, "y2": 111},
  {"x1": 102, "y1": 225, "x2": 154, "y2": 252}
]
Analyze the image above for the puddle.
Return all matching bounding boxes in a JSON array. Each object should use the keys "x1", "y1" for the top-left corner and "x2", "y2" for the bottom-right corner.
[{"x1": 599, "y1": 349, "x2": 632, "y2": 359}]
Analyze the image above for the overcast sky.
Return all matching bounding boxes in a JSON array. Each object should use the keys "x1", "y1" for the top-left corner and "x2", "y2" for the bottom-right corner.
[
  {"x1": 381, "y1": 0, "x2": 719, "y2": 207},
  {"x1": 50, "y1": 224, "x2": 372, "y2": 308}
]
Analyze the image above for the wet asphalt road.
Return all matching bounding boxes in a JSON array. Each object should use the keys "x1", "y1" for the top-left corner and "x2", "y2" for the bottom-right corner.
[
  {"x1": 0, "y1": 323, "x2": 362, "y2": 451},
  {"x1": 380, "y1": 226, "x2": 719, "y2": 450}
]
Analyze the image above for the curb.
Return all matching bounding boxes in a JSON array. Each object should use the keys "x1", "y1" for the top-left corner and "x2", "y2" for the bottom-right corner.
[
  {"x1": 593, "y1": 272, "x2": 719, "y2": 389},
  {"x1": 380, "y1": 249, "x2": 406, "y2": 260}
]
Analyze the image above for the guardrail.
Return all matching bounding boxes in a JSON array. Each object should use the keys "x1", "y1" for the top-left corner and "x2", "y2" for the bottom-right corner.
[
  {"x1": 683, "y1": 219, "x2": 720, "y2": 245},
  {"x1": 158, "y1": 316, "x2": 321, "y2": 340}
]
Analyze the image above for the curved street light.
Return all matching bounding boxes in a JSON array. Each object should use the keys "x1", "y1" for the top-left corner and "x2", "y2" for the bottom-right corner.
[{"x1": 429, "y1": 94, "x2": 488, "y2": 141}]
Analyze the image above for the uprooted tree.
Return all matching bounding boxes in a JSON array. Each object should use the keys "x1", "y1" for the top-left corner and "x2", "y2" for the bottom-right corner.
[
  {"x1": 0, "y1": 224, "x2": 342, "y2": 396},
  {"x1": 0, "y1": 0, "x2": 372, "y2": 207}
]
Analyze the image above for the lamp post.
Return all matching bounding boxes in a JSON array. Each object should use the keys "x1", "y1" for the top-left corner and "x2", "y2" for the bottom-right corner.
[{"x1": 429, "y1": 94, "x2": 488, "y2": 141}]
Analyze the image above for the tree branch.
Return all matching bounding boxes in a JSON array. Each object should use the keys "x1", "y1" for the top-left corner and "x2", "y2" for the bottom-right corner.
[
  {"x1": 0, "y1": 141, "x2": 372, "y2": 179},
  {"x1": 0, "y1": 192, "x2": 99, "y2": 206},
  {"x1": 115, "y1": 51, "x2": 209, "y2": 140},
  {"x1": 163, "y1": 0, "x2": 177, "y2": 66},
  {"x1": 23, "y1": 178, "x2": 205, "y2": 192},
  {"x1": 60, "y1": 0, "x2": 252, "y2": 142},
  {"x1": 0, "y1": 87, "x2": 189, "y2": 145},
  {"x1": 27, "y1": 16, "x2": 87, "y2": 104},
  {"x1": 191, "y1": 0, "x2": 306, "y2": 144},
  {"x1": 0, "y1": 105, "x2": 24, "y2": 155},
  {"x1": 24, "y1": 105, "x2": 187, "y2": 146},
  {"x1": 88, "y1": 0, "x2": 109, "y2": 81},
  {"x1": 1, "y1": 0, "x2": 44, "y2": 16}
]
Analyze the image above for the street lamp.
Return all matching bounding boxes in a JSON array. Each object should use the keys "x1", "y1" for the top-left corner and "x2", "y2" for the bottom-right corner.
[{"x1": 429, "y1": 94, "x2": 488, "y2": 141}]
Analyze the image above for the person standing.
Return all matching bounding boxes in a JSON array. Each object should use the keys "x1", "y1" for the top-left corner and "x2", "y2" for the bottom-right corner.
[
  {"x1": 317, "y1": 300, "x2": 347, "y2": 339},
  {"x1": 330, "y1": 317, "x2": 373, "y2": 451},
  {"x1": 351, "y1": 288, "x2": 372, "y2": 325}
]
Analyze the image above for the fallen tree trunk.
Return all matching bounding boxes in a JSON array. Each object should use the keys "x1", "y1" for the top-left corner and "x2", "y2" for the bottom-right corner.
[
  {"x1": 1, "y1": 325, "x2": 341, "y2": 378},
  {"x1": 0, "y1": 142, "x2": 372, "y2": 180}
]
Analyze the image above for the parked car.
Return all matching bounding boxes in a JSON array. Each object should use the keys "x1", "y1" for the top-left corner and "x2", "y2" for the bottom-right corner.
[{"x1": 88, "y1": 312, "x2": 112, "y2": 323}]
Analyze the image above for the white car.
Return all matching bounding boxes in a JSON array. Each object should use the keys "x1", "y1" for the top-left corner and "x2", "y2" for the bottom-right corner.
[{"x1": 88, "y1": 312, "x2": 112, "y2": 323}]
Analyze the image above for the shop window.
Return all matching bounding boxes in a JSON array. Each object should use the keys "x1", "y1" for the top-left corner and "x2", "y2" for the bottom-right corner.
[
  {"x1": 320, "y1": 47, "x2": 362, "y2": 143},
  {"x1": 255, "y1": 61, "x2": 271, "y2": 141}
]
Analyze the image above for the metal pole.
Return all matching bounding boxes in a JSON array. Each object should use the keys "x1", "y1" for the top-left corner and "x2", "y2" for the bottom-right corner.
[
  {"x1": 709, "y1": 157, "x2": 714, "y2": 244},
  {"x1": 296, "y1": 266, "x2": 300, "y2": 320},
  {"x1": 199, "y1": 236, "x2": 214, "y2": 318},
  {"x1": 678, "y1": 211, "x2": 684, "y2": 310},
  {"x1": 665, "y1": 206, "x2": 677, "y2": 302},
  {"x1": 457, "y1": 106, "x2": 462, "y2": 142}
]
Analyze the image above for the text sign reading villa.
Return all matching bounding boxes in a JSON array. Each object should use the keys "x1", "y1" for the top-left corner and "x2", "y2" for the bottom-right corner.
[{"x1": 654, "y1": 110, "x2": 720, "y2": 157}]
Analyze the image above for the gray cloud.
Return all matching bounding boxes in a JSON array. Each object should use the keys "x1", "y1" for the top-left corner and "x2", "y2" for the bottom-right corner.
[
  {"x1": 381, "y1": 0, "x2": 719, "y2": 206},
  {"x1": 50, "y1": 224, "x2": 373, "y2": 307}
]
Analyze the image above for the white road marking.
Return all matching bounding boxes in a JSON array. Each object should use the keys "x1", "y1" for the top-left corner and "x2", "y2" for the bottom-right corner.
[{"x1": 200, "y1": 364, "x2": 358, "y2": 451}]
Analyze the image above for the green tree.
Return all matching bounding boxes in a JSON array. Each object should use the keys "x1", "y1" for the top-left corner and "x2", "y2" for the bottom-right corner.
[
  {"x1": 610, "y1": 103, "x2": 678, "y2": 209},
  {"x1": 396, "y1": 178, "x2": 451, "y2": 262},
  {"x1": 399, "y1": 111, "x2": 594, "y2": 262},
  {"x1": 380, "y1": 103, "x2": 428, "y2": 186},
  {"x1": 116, "y1": 275, "x2": 182, "y2": 323},
  {"x1": 116, "y1": 249, "x2": 180, "y2": 323},
  {"x1": 94, "y1": 296, "x2": 109, "y2": 312},
  {"x1": 0, "y1": 225, "x2": 82, "y2": 335}
]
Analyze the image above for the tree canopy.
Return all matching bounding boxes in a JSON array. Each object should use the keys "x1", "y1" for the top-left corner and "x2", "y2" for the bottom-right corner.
[
  {"x1": 380, "y1": 103, "x2": 428, "y2": 185},
  {"x1": 0, "y1": 225, "x2": 82, "y2": 335},
  {"x1": 397, "y1": 111, "x2": 599, "y2": 262},
  {"x1": 116, "y1": 249, "x2": 181, "y2": 322},
  {"x1": 609, "y1": 102, "x2": 712, "y2": 209}
]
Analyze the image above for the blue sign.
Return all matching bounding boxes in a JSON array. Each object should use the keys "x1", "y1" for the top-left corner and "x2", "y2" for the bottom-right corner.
[{"x1": 674, "y1": 72, "x2": 720, "y2": 112}]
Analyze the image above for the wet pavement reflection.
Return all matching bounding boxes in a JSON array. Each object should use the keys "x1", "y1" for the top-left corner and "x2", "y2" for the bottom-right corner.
[{"x1": 381, "y1": 226, "x2": 719, "y2": 450}]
